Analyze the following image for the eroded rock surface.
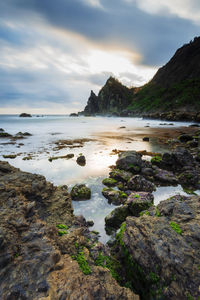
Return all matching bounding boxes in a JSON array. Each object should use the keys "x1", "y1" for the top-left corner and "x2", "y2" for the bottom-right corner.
[
  {"x1": 113, "y1": 195, "x2": 200, "y2": 299},
  {"x1": 0, "y1": 161, "x2": 139, "y2": 300}
]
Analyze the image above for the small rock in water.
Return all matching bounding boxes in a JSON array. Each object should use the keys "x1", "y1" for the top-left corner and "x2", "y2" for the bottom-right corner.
[
  {"x1": 76, "y1": 155, "x2": 86, "y2": 166},
  {"x1": 71, "y1": 184, "x2": 91, "y2": 200},
  {"x1": 19, "y1": 113, "x2": 32, "y2": 117},
  {"x1": 143, "y1": 137, "x2": 149, "y2": 142}
]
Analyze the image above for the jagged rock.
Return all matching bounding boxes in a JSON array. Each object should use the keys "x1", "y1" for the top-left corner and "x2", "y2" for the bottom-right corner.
[
  {"x1": 71, "y1": 184, "x2": 91, "y2": 200},
  {"x1": 114, "y1": 194, "x2": 200, "y2": 299},
  {"x1": 116, "y1": 151, "x2": 143, "y2": 172},
  {"x1": 153, "y1": 168, "x2": 178, "y2": 185},
  {"x1": 105, "y1": 191, "x2": 153, "y2": 230},
  {"x1": 105, "y1": 205, "x2": 129, "y2": 229},
  {"x1": 83, "y1": 77, "x2": 135, "y2": 115},
  {"x1": 178, "y1": 167, "x2": 200, "y2": 189},
  {"x1": 128, "y1": 175, "x2": 156, "y2": 192},
  {"x1": 109, "y1": 168, "x2": 133, "y2": 182},
  {"x1": 102, "y1": 188, "x2": 128, "y2": 205},
  {"x1": 126, "y1": 192, "x2": 154, "y2": 216},
  {"x1": 0, "y1": 161, "x2": 139, "y2": 300},
  {"x1": 84, "y1": 90, "x2": 99, "y2": 115}
]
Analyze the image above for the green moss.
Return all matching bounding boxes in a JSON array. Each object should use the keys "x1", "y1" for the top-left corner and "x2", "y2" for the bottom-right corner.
[
  {"x1": 56, "y1": 224, "x2": 68, "y2": 229},
  {"x1": 115, "y1": 222, "x2": 164, "y2": 299},
  {"x1": 134, "y1": 194, "x2": 140, "y2": 199},
  {"x1": 139, "y1": 210, "x2": 150, "y2": 216},
  {"x1": 102, "y1": 178, "x2": 117, "y2": 187},
  {"x1": 76, "y1": 251, "x2": 91, "y2": 275},
  {"x1": 149, "y1": 272, "x2": 160, "y2": 283},
  {"x1": 170, "y1": 222, "x2": 182, "y2": 234},
  {"x1": 186, "y1": 292, "x2": 194, "y2": 300},
  {"x1": 120, "y1": 191, "x2": 128, "y2": 199},
  {"x1": 95, "y1": 252, "x2": 121, "y2": 281},
  {"x1": 116, "y1": 222, "x2": 126, "y2": 247},
  {"x1": 151, "y1": 155, "x2": 162, "y2": 164},
  {"x1": 58, "y1": 230, "x2": 68, "y2": 236},
  {"x1": 91, "y1": 230, "x2": 99, "y2": 235},
  {"x1": 183, "y1": 188, "x2": 197, "y2": 195},
  {"x1": 74, "y1": 241, "x2": 79, "y2": 249},
  {"x1": 155, "y1": 207, "x2": 161, "y2": 217}
]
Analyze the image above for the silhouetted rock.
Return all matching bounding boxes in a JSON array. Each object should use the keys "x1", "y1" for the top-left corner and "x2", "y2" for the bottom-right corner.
[
  {"x1": 19, "y1": 113, "x2": 32, "y2": 117},
  {"x1": 83, "y1": 77, "x2": 135, "y2": 115}
]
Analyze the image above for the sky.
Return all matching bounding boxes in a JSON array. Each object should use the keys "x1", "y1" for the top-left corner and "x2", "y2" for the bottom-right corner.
[{"x1": 0, "y1": 0, "x2": 200, "y2": 114}]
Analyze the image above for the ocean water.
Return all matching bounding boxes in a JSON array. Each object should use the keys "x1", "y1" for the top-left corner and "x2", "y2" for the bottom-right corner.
[{"x1": 0, "y1": 114, "x2": 196, "y2": 242}]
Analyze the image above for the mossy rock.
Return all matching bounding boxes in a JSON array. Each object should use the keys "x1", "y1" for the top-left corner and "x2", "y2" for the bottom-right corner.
[
  {"x1": 0, "y1": 132, "x2": 12, "y2": 138},
  {"x1": 71, "y1": 184, "x2": 91, "y2": 201},
  {"x1": 102, "y1": 178, "x2": 117, "y2": 187},
  {"x1": 102, "y1": 188, "x2": 128, "y2": 205}
]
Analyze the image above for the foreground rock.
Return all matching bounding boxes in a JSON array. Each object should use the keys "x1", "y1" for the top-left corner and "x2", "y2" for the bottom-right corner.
[
  {"x1": 113, "y1": 194, "x2": 200, "y2": 299},
  {"x1": 105, "y1": 192, "x2": 153, "y2": 230},
  {"x1": 0, "y1": 161, "x2": 139, "y2": 300}
]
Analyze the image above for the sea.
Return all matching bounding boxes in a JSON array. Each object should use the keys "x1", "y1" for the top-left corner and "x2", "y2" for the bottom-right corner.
[{"x1": 0, "y1": 114, "x2": 199, "y2": 243}]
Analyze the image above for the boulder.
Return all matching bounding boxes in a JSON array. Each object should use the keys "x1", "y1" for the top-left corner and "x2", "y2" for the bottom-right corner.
[
  {"x1": 178, "y1": 134, "x2": 193, "y2": 143},
  {"x1": 105, "y1": 205, "x2": 129, "y2": 229},
  {"x1": 126, "y1": 192, "x2": 154, "y2": 216},
  {"x1": 109, "y1": 169, "x2": 133, "y2": 182},
  {"x1": 102, "y1": 188, "x2": 128, "y2": 205},
  {"x1": 116, "y1": 151, "x2": 143, "y2": 172},
  {"x1": 153, "y1": 168, "x2": 178, "y2": 185},
  {"x1": 76, "y1": 155, "x2": 86, "y2": 166},
  {"x1": 71, "y1": 184, "x2": 91, "y2": 200},
  {"x1": 114, "y1": 194, "x2": 200, "y2": 299},
  {"x1": 102, "y1": 178, "x2": 118, "y2": 187},
  {"x1": 128, "y1": 175, "x2": 156, "y2": 192}
]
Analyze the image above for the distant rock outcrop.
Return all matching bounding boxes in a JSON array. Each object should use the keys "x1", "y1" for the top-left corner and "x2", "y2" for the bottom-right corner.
[
  {"x1": 19, "y1": 113, "x2": 32, "y2": 117},
  {"x1": 83, "y1": 77, "x2": 135, "y2": 115}
]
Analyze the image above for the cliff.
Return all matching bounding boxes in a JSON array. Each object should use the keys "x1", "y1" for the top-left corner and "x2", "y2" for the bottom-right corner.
[
  {"x1": 83, "y1": 77, "x2": 135, "y2": 115},
  {"x1": 83, "y1": 37, "x2": 200, "y2": 117},
  {"x1": 129, "y1": 37, "x2": 200, "y2": 113}
]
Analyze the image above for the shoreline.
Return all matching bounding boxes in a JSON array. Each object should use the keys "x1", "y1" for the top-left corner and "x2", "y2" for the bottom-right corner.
[{"x1": 0, "y1": 123, "x2": 200, "y2": 299}]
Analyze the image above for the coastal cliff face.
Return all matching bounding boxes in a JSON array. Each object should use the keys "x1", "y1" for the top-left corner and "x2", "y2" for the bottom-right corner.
[
  {"x1": 130, "y1": 37, "x2": 200, "y2": 113},
  {"x1": 83, "y1": 77, "x2": 135, "y2": 115},
  {"x1": 83, "y1": 37, "x2": 200, "y2": 117}
]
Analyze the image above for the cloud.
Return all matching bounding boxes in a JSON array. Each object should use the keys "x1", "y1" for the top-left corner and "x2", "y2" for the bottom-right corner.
[
  {"x1": 125, "y1": 0, "x2": 200, "y2": 25},
  {"x1": 0, "y1": 0, "x2": 199, "y2": 113}
]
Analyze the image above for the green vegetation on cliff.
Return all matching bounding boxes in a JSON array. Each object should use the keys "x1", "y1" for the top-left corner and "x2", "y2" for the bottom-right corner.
[
  {"x1": 128, "y1": 78, "x2": 200, "y2": 112},
  {"x1": 83, "y1": 37, "x2": 200, "y2": 116}
]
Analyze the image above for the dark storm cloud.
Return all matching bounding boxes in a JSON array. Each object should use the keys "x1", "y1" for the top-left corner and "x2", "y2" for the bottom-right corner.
[{"x1": 1, "y1": 0, "x2": 199, "y2": 65}]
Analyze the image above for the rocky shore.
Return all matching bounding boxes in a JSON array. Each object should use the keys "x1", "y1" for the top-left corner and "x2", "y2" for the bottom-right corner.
[
  {"x1": 0, "y1": 124, "x2": 200, "y2": 299},
  {"x1": 0, "y1": 161, "x2": 139, "y2": 300},
  {"x1": 101, "y1": 128, "x2": 200, "y2": 299}
]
